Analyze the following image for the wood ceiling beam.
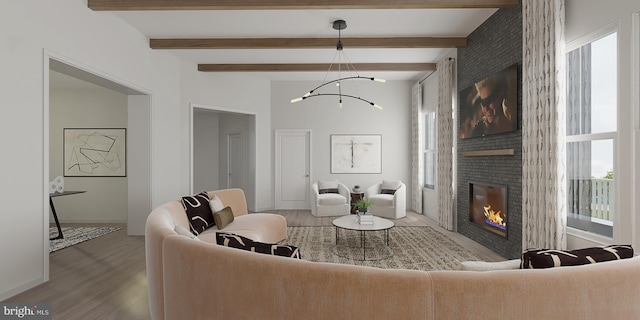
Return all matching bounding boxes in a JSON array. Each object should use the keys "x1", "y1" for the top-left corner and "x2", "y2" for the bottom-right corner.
[
  {"x1": 197, "y1": 63, "x2": 436, "y2": 72},
  {"x1": 88, "y1": 0, "x2": 518, "y2": 10},
  {"x1": 151, "y1": 37, "x2": 466, "y2": 49}
]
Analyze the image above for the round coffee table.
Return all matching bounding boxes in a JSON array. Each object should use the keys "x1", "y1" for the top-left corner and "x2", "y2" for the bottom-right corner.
[{"x1": 332, "y1": 215, "x2": 394, "y2": 261}]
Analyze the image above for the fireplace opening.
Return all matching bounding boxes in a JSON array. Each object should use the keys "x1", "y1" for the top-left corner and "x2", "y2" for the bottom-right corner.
[{"x1": 469, "y1": 182, "x2": 507, "y2": 238}]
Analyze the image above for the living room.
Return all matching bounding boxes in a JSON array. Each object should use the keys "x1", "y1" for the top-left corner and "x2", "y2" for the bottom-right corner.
[{"x1": 1, "y1": 0, "x2": 640, "y2": 315}]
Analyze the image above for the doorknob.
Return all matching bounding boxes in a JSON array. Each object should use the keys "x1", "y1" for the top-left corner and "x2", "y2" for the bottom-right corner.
[{"x1": 304, "y1": 174, "x2": 309, "y2": 177}]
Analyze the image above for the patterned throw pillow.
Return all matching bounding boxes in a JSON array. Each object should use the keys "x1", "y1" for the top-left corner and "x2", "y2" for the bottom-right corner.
[
  {"x1": 216, "y1": 232, "x2": 301, "y2": 259},
  {"x1": 213, "y1": 206, "x2": 235, "y2": 229},
  {"x1": 181, "y1": 191, "x2": 215, "y2": 235},
  {"x1": 318, "y1": 180, "x2": 339, "y2": 194},
  {"x1": 521, "y1": 245, "x2": 634, "y2": 269},
  {"x1": 318, "y1": 188, "x2": 339, "y2": 194},
  {"x1": 380, "y1": 180, "x2": 401, "y2": 194}
]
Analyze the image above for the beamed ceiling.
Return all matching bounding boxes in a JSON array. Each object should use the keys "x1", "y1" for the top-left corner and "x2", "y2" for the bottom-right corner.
[{"x1": 88, "y1": 0, "x2": 517, "y2": 80}]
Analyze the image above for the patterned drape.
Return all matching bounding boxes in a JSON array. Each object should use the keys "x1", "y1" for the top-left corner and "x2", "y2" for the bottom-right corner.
[
  {"x1": 522, "y1": 0, "x2": 567, "y2": 250},
  {"x1": 437, "y1": 58, "x2": 455, "y2": 230},
  {"x1": 411, "y1": 82, "x2": 424, "y2": 214}
]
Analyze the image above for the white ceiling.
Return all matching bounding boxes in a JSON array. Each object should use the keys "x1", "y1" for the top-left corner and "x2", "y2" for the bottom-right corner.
[{"x1": 112, "y1": 8, "x2": 498, "y2": 81}]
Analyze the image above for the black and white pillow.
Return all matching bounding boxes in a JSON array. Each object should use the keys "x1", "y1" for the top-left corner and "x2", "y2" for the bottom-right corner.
[
  {"x1": 181, "y1": 191, "x2": 215, "y2": 235},
  {"x1": 380, "y1": 180, "x2": 401, "y2": 195},
  {"x1": 216, "y1": 232, "x2": 301, "y2": 259},
  {"x1": 521, "y1": 245, "x2": 634, "y2": 269},
  {"x1": 318, "y1": 180, "x2": 339, "y2": 194}
]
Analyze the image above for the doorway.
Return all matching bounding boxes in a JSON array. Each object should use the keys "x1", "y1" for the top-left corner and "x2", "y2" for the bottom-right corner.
[
  {"x1": 44, "y1": 53, "x2": 152, "y2": 280},
  {"x1": 190, "y1": 104, "x2": 256, "y2": 210}
]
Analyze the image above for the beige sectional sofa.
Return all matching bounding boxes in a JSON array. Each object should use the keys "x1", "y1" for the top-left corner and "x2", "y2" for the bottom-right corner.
[{"x1": 146, "y1": 188, "x2": 640, "y2": 320}]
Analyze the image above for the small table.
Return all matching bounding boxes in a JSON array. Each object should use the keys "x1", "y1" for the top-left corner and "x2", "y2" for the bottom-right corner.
[
  {"x1": 49, "y1": 191, "x2": 86, "y2": 240},
  {"x1": 332, "y1": 215, "x2": 394, "y2": 261},
  {"x1": 350, "y1": 192, "x2": 364, "y2": 214}
]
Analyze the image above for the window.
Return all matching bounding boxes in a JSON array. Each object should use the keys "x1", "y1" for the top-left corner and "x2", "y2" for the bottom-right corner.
[
  {"x1": 424, "y1": 111, "x2": 436, "y2": 189},
  {"x1": 566, "y1": 32, "x2": 617, "y2": 237}
]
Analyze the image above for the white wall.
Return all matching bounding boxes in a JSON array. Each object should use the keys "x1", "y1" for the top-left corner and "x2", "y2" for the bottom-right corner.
[
  {"x1": 49, "y1": 72, "x2": 128, "y2": 223},
  {"x1": 193, "y1": 110, "x2": 220, "y2": 192},
  {"x1": 271, "y1": 80, "x2": 413, "y2": 203},
  {"x1": 0, "y1": 0, "x2": 181, "y2": 300},
  {"x1": 565, "y1": 0, "x2": 640, "y2": 249}
]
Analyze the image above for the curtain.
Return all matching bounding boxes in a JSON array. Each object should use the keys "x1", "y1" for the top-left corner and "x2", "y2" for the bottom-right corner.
[
  {"x1": 437, "y1": 58, "x2": 455, "y2": 230},
  {"x1": 411, "y1": 82, "x2": 424, "y2": 214},
  {"x1": 522, "y1": 0, "x2": 567, "y2": 250}
]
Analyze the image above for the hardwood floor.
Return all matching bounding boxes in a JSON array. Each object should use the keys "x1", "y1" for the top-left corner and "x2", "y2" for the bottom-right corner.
[{"x1": 3, "y1": 211, "x2": 505, "y2": 320}]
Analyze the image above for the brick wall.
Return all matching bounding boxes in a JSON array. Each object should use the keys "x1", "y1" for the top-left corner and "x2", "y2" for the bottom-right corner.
[{"x1": 456, "y1": 3, "x2": 523, "y2": 259}]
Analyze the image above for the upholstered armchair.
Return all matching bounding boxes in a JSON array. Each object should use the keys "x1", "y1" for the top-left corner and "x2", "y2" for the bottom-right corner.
[
  {"x1": 365, "y1": 180, "x2": 406, "y2": 219},
  {"x1": 311, "y1": 180, "x2": 351, "y2": 217}
]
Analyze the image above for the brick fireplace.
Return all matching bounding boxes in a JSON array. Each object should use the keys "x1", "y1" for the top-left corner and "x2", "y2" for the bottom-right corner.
[{"x1": 456, "y1": 3, "x2": 522, "y2": 259}]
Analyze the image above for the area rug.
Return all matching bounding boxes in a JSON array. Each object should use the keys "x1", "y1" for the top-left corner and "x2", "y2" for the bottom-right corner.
[
  {"x1": 285, "y1": 226, "x2": 481, "y2": 271},
  {"x1": 49, "y1": 227, "x2": 121, "y2": 253}
]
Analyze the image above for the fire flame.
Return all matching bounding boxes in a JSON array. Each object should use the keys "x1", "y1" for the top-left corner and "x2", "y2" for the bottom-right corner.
[{"x1": 483, "y1": 205, "x2": 505, "y2": 227}]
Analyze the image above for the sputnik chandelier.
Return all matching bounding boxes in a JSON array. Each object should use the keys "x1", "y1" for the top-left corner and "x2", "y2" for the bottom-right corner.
[{"x1": 290, "y1": 19, "x2": 385, "y2": 109}]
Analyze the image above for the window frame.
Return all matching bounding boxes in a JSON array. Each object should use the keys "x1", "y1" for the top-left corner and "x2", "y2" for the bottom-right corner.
[{"x1": 565, "y1": 25, "x2": 619, "y2": 241}]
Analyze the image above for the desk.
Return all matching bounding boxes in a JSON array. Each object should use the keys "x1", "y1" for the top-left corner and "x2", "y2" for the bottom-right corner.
[{"x1": 49, "y1": 191, "x2": 86, "y2": 240}]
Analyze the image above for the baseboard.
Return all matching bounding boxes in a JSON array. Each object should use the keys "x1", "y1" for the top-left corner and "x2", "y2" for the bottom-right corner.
[{"x1": 0, "y1": 276, "x2": 44, "y2": 301}]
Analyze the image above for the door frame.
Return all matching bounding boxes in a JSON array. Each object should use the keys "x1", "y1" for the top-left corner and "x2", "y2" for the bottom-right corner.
[{"x1": 274, "y1": 129, "x2": 312, "y2": 209}]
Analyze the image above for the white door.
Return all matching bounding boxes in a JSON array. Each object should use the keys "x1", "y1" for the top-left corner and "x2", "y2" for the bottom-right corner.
[
  {"x1": 275, "y1": 130, "x2": 311, "y2": 209},
  {"x1": 227, "y1": 133, "x2": 242, "y2": 189}
]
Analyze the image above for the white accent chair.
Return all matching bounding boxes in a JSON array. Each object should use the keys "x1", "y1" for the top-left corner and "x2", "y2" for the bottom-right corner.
[
  {"x1": 365, "y1": 181, "x2": 406, "y2": 219},
  {"x1": 311, "y1": 181, "x2": 351, "y2": 217}
]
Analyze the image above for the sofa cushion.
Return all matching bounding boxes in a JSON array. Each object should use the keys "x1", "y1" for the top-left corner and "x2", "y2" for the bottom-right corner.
[
  {"x1": 213, "y1": 206, "x2": 234, "y2": 229},
  {"x1": 216, "y1": 232, "x2": 301, "y2": 259},
  {"x1": 318, "y1": 193, "x2": 347, "y2": 206},
  {"x1": 369, "y1": 194, "x2": 394, "y2": 206},
  {"x1": 456, "y1": 259, "x2": 520, "y2": 271},
  {"x1": 181, "y1": 191, "x2": 214, "y2": 235},
  {"x1": 521, "y1": 245, "x2": 634, "y2": 269}
]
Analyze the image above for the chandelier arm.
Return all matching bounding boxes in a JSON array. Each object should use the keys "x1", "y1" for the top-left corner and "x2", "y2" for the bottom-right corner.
[
  {"x1": 308, "y1": 76, "x2": 376, "y2": 94},
  {"x1": 303, "y1": 93, "x2": 380, "y2": 108}
]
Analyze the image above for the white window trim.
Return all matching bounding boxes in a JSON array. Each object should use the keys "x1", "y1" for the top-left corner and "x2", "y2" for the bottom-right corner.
[{"x1": 565, "y1": 23, "x2": 620, "y2": 243}]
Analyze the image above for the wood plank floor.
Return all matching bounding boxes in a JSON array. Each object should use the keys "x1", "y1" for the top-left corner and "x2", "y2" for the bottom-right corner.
[{"x1": 3, "y1": 211, "x2": 505, "y2": 320}]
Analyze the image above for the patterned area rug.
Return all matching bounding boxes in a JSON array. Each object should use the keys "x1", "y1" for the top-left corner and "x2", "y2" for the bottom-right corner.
[
  {"x1": 286, "y1": 226, "x2": 481, "y2": 270},
  {"x1": 49, "y1": 227, "x2": 121, "y2": 253}
]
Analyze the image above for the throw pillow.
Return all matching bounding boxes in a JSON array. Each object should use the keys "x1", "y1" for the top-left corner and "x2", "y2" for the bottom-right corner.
[
  {"x1": 456, "y1": 259, "x2": 520, "y2": 271},
  {"x1": 216, "y1": 232, "x2": 301, "y2": 259},
  {"x1": 380, "y1": 180, "x2": 401, "y2": 194},
  {"x1": 318, "y1": 180, "x2": 339, "y2": 194},
  {"x1": 318, "y1": 188, "x2": 339, "y2": 194},
  {"x1": 209, "y1": 194, "x2": 225, "y2": 213},
  {"x1": 174, "y1": 225, "x2": 200, "y2": 241},
  {"x1": 181, "y1": 191, "x2": 215, "y2": 235},
  {"x1": 213, "y1": 206, "x2": 235, "y2": 229},
  {"x1": 521, "y1": 245, "x2": 634, "y2": 269}
]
